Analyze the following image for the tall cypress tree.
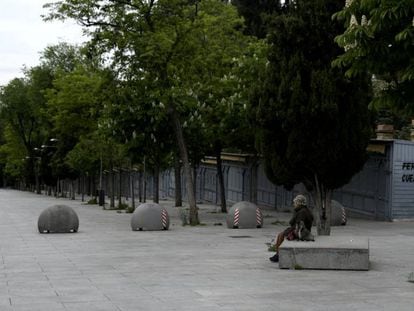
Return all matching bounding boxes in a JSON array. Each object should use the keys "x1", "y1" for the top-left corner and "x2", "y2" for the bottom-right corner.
[{"x1": 253, "y1": 0, "x2": 372, "y2": 235}]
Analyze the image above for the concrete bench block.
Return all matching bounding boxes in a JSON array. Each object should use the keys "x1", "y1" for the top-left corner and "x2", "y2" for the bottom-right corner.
[
  {"x1": 226, "y1": 201, "x2": 263, "y2": 229},
  {"x1": 279, "y1": 236, "x2": 369, "y2": 270},
  {"x1": 131, "y1": 203, "x2": 169, "y2": 231},
  {"x1": 38, "y1": 205, "x2": 79, "y2": 233}
]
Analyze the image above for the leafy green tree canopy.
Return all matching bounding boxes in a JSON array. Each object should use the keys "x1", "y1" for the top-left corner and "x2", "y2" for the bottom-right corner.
[
  {"x1": 334, "y1": 0, "x2": 414, "y2": 112},
  {"x1": 0, "y1": 65, "x2": 55, "y2": 186}
]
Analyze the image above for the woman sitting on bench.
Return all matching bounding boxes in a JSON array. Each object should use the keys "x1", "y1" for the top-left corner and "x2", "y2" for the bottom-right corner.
[{"x1": 269, "y1": 194, "x2": 314, "y2": 263}]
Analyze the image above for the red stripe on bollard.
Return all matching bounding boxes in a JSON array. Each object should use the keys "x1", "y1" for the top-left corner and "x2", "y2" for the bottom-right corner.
[
  {"x1": 256, "y1": 208, "x2": 262, "y2": 225},
  {"x1": 341, "y1": 207, "x2": 347, "y2": 225},
  {"x1": 161, "y1": 209, "x2": 168, "y2": 227},
  {"x1": 234, "y1": 208, "x2": 240, "y2": 226}
]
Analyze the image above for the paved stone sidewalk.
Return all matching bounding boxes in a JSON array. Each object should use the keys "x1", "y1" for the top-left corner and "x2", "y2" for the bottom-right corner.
[{"x1": 0, "y1": 189, "x2": 413, "y2": 311}]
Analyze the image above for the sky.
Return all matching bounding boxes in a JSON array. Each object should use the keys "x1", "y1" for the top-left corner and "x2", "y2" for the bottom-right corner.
[{"x1": 0, "y1": 0, "x2": 85, "y2": 86}]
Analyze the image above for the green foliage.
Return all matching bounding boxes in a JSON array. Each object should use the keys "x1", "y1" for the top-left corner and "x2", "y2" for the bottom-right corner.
[
  {"x1": 0, "y1": 126, "x2": 27, "y2": 180},
  {"x1": 104, "y1": 202, "x2": 130, "y2": 211},
  {"x1": 0, "y1": 78, "x2": 37, "y2": 151},
  {"x1": 0, "y1": 67, "x2": 54, "y2": 185},
  {"x1": 43, "y1": 0, "x2": 258, "y2": 159},
  {"x1": 334, "y1": 0, "x2": 414, "y2": 113},
  {"x1": 45, "y1": 62, "x2": 110, "y2": 178},
  {"x1": 126, "y1": 205, "x2": 135, "y2": 213},
  {"x1": 117, "y1": 202, "x2": 129, "y2": 210},
  {"x1": 199, "y1": 39, "x2": 266, "y2": 156},
  {"x1": 232, "y1": 0, "x2": 282, "y2": 38},
  {"x1": 87, "y1": 197, "x2": 97, "y2": 205},
  {"x1": 102, "y1": 79, "x2": 174, "y2": 174},
  {"x1": 40, "y1": 43, "x2": 86, "y2": 74},
  {"x1": 267, "y1": 244, "x2": 277, "y2": 252},
  {"x1": 271, "y1": 220, "x2": 289, "y2": 226},
  {"x1": 46, "y1": 66, "x2": 104, "y2": 141},
  {"x1": 0, "y1": 43, "x2": 108, "y2": 187},
  {"x1": 65, "y1": 135, "x2": 101, "y2": 175}
]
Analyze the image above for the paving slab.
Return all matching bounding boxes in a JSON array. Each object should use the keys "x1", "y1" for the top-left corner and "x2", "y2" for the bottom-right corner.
[{"x1": 0, "y1": 189, "x2": 414, "y2": 310}]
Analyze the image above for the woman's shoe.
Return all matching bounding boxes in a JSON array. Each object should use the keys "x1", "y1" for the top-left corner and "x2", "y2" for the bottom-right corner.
[{"x1": 269, "y1": 254, "x2": 279, "y2": 262}]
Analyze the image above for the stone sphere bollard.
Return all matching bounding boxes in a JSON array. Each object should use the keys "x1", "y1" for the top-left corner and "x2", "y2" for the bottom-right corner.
[
  {"x1": 226, "y1": 201, "x2": 263, "y2": 229},
  {"x1": 331, "y1": 200, "x2": 347, "y2": 226},
  {"x1": 38, "y1": 205, "x2": 79, "y2": 233},
  {"x1": 130, "y1": 203, "x2": 170, "y2": 231}
]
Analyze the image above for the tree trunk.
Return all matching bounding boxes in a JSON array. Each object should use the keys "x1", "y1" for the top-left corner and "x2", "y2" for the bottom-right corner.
[
  {"x1": 249, "y1": 157, "x2": 258, "y2": 204},
  {"x1": 174, "y1": 153, "x2": 182, "y2": 207},
  {"x1": 215, "y1": 142, "x2": 227, "y2": 213},
  {"x1": 143, "y1": 157, "x2": 147, "y2": 203},
  {"x1": 71, "y1": 180, "x2": 75, "y2": 200},
  {"x1": 169, "y1": 105, "x2": 199, "y2": 225},
  {"x1": 138, "y1": 172, "x2": 142, "y2": 203},
  {"x1": 153, "y1": 166, "x2": 159, "y2": 203},
  {"x1": 81, "y1": 174, "x2": 85, "y2": 202},
  {"x1": 312, "y1": 174, "x2": 332, "y2": 236},
  {"x1": 110, "y1": 169, "x2": 115, "y2": 208},
  {"x1": 125, "y1": 169, "x2": 129, "y2": 201},
  {"x1": 131, "y1": 170, "x2": 136, "y2": 210},
  {"x1": 87, "y1": 175, "x2": 91, "y2": 196},
  {"x1": 56, "y1": 179, "x2": 59, "y2": 198},
  {"x1": 35, "y1": 161, "x2": 40, "y2": 194},
  {"x1": 193, "y1": 164, "x2": 198, "y2": 203},
  {"x1": 118, "y1": 170, "x2": 122, "y2": 207}
]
